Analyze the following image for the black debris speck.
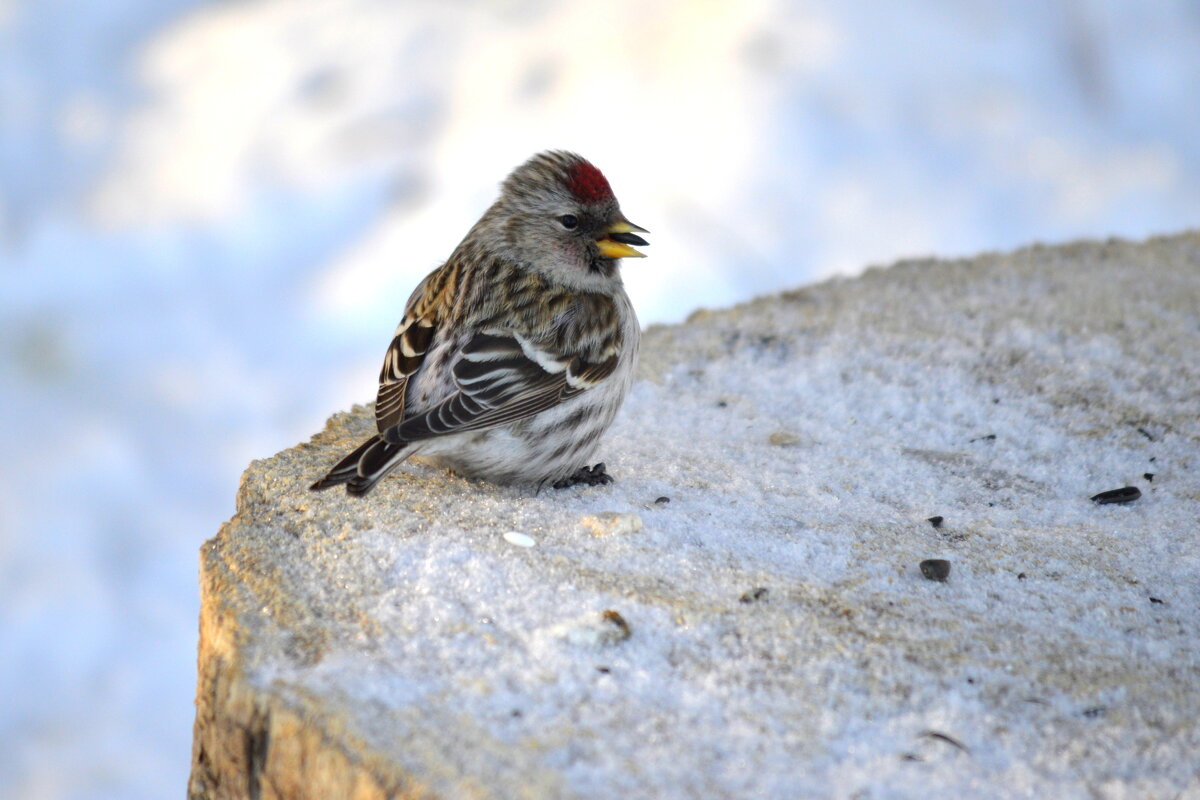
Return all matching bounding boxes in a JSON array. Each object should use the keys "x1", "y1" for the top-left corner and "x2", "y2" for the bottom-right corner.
[
  {"x1": 1090, "y1": 486, "x2": 1141, "y2": 504},
  {"x1": 919, "y1": 559, "x2": 951, "y2": 582},
  {"x1": 596, "y1": 666, "x2": 611, "y2": 674},
  {"x1": 1143, "y1": 473, "x2": 1155, "y2": 482},
  {"x1": 1017, "y1": 572, "x2": 1027, "y2": 580},
  {"x1": 927, "y1": 515, "x2": 944, "y2": 528},
  {"x1": 1136, "y1": 426, "x2": 1156, "y2": 441},
  {"x1": 970, "y1": 434, "x2": 997, "y2": 443},
  {"x1": 921, "y1": 730, "x2": 970, "y2": 753},
  {"x1": 740, "y1": 587, "x2": 770, "y2": 604},
  {"x1": 1149, "y1": 596, "x2": 1165, "y2": 605},
  {"x1": 1082, "y1": 706, "x2": 1107, "y2": 718},
  {"x1": 716, "y1": 400, "x2": 728, "y2": 408},
  {"x1": 654, "y1": 496, "x2": 671, "y2": 505}
]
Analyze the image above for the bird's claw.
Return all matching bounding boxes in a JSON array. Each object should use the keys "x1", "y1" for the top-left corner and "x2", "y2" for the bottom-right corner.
[{"x1": 553, "y1": 463, "x2": 614, "y2": 489}]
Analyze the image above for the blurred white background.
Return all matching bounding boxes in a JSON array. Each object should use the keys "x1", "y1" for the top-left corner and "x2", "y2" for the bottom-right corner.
[{"x1": 2, "y1": 1, "x2": 1199, "y2": 797}]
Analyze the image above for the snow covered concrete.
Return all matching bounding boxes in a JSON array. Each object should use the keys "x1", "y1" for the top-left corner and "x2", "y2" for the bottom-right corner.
[{"x1": 192, "y1": 233, "x2": 1200, "y2": 799}]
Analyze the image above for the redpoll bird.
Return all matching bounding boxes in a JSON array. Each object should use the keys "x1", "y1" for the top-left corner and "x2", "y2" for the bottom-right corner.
[{"x1": 312, "y1": 150, "x2": 648, "y2": 495}]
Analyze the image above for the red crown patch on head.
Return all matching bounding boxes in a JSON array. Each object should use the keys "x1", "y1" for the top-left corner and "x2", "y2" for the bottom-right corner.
[{"x1": 566, "y1": 161, "x2": 614, "y2": 203}]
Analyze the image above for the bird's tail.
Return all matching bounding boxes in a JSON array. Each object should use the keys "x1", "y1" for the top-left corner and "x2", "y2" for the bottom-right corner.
[{"x1": 310, "y1": 435, "x2": 413, "y2": 496}]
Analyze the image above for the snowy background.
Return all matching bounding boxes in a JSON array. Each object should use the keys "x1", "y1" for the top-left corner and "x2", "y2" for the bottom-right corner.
[{"x1": 1, "y1": 1, "x2": 1199, "y2": 797}]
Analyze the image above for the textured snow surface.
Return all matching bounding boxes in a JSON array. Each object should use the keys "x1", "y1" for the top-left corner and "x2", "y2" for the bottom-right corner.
[
  {"x1": 4, "y1": 1, "x2": 1200, "y2": 797},
  {"x1": 217, "y1": 236, "x2": 1200, "y2": 799}
]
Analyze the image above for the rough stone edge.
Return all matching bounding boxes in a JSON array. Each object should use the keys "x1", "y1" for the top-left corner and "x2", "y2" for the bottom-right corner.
[
  {"x1": 187, "y1": 231, "x2": 1200, "y2": 797},
  {"x1": 188, "y1": 515, "x2": 430, "y2": 800}
]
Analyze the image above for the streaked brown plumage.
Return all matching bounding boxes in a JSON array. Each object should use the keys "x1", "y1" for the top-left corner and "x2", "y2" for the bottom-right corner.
[{"x1": 312, "y1": 151, "x2": 647, "y2": 495}]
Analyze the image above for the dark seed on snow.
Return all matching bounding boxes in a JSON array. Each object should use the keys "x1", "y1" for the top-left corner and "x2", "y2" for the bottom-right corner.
[
  {"x1": 1143, "y1": 473, "x2": 1155, "y2": 482},
  {"x1": 970, "y1": 434, "x2": 997, "y2": 443},
  {"x1": 1149, "y1": 596, "x2": 1165, "y2": 605},
  {"x1": 740, "y1": 587, "x2": 769, "y2": 603},
  {"x1": 1090, "y1": 486, "x2": 1141, "y2": 504},
  {"x1": 921, "y1": 730, "x2": 970, "y2": 753},
  {"x1": 654, "y1": 496, "x2": 671, "y2": 505},
  {"x1": 927, "y1": 515, "x2": 944, "y2": 528},
  {"x1": 1017, "y1": 572, "x2": 1027, "y2": 580},
  {"x1": 601, "y1": 610, "x2": 631, "y2": 640},
  {"x1": 1082, "y1": 706, "x2": 1107, "y2": 718},
  {"x1": 919, "y1": 559, "x2": 951, "y2": 582}
]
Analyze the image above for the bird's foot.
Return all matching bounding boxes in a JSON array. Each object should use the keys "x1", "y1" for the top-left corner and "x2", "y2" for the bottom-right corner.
[{"x1": 553, "y1": 463, "x2": 614, "y2": 489}]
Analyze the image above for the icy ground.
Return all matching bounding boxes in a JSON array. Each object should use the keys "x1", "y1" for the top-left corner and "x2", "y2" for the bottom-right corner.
[
  {"x1": 3, "y1": 1, "x2": 1200, "y2": 798},
  {"x1": 217, "y1": 235, "x2": 1200, "y2": 799}
]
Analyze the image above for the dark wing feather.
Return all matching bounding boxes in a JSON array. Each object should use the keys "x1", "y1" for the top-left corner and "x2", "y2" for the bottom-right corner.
[
  {"x1": 310, "y1": 434, "x2": 414, "y2": 493},
  {"x1": 310, "y1": 435, "x2": 380, "y2": 490},
  {"x1": 386, "y1": 332, "x2": 619, "y2": 443},
  {"x1": 376, "y1": 262, "x2": 458, "y2": 434},
  {"x1": 376, "y1": 317, "x2": 436, "y2": 433}
]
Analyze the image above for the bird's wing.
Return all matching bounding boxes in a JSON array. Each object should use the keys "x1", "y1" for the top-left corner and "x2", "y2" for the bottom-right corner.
[
  {"x1": 375, "y1": 265, "x2": 459, "y2": 434},
  {"x1": 375, "y1": 314, "x2": 437, "y2": 433},
  {"x1": 386, "y1": 331, "x2": 619, "y2": 443}
]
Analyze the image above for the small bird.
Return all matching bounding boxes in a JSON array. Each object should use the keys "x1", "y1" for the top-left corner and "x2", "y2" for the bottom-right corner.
[{"x1": 312, "y1": 151, "x2": 648, "y2": 495}]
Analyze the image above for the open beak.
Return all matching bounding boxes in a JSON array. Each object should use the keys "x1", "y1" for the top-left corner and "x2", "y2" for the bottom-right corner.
[{"x1": 596, "y1": 219, "x2": 649, "y2": 259}]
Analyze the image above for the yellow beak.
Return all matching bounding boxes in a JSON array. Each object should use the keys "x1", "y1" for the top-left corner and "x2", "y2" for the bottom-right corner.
[{"x1": 596, "y1": 219, "x2": 649, "y2": 259}]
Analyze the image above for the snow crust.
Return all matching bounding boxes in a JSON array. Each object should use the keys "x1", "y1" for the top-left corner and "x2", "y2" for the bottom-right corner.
[{"x1": 220, "y1": 236, "x2": 1200, "y2": 799}]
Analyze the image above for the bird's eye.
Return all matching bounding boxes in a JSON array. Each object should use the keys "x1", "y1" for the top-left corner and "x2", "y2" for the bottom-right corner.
[{"x1": 558, "y1": 214, "x2": 579, "y2": 230}]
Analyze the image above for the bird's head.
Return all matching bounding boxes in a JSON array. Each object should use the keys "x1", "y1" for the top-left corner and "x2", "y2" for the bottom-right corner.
[{"x1": 487, "y1": 151, "x2": 648, "y2": 288}]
